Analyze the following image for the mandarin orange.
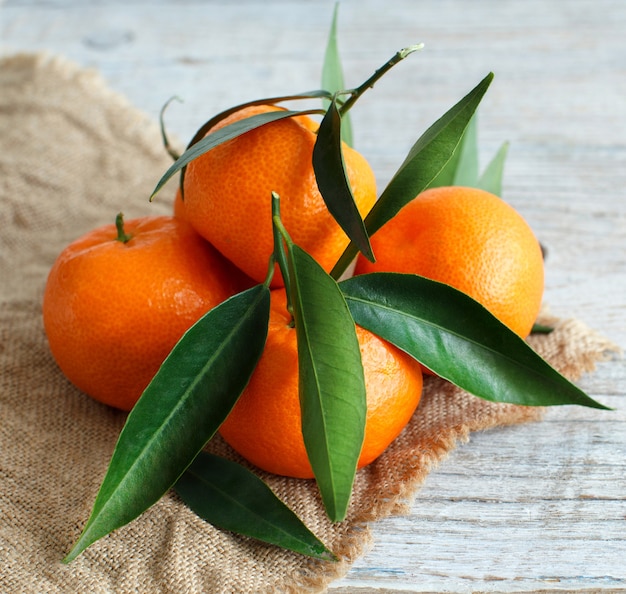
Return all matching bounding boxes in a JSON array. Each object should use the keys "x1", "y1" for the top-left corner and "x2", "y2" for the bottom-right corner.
[
  {"x1": 219, "y1": 291, "x2": 423, "y2": 478},
  {"x1": 43, "y1": 215, "x2": 248, "y2": 411},
  {"x1": 182, "y1": 104, "x2": 377, "y2": 287},
  {"x1": 355, "y1": 186, "x2": 544, "y2": 339}
]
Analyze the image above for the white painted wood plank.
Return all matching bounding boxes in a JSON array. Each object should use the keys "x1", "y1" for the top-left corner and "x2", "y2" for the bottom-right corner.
[{"x1": 2, "y1": 1, "x2": 625, "y2": 591}]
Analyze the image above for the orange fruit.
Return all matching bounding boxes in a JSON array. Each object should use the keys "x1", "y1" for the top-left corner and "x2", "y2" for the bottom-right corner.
[
  {"x1": 219, "y1": 291, "x2": 423, "y2": 478},
  {"x1": 43, "y1": 215, "x2": 248, "y2": 411},
  {"x1": 182, "y1": 104, "x2": 378, "y2": 287},
  {"x1": 355, "y1": 186, "x2": 544, "y2": 339}
]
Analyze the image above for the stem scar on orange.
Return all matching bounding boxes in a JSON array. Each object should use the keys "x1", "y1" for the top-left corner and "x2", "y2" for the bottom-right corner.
[
  {"x1": 218, "y1": 291, "x2": 424, "y2": 479},
  {"x1": 355, "y1": 186, "x2": 545, "y2": 340},
  {"x1": 182, "y1": 104, "x2": 378, "y2": 288},
  {"x1": 43, "y1": 214, "x2": 251, "y2": 411}
]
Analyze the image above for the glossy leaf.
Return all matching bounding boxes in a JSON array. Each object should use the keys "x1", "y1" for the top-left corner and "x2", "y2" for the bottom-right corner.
[
  {"x1": 364, "y1": 73, "x2": 492, "y2": 233},
  {"x1": 64, "y1": 285, "x2": 271, "y2": 562},
  {"x1": 313, "y1": 97, "x2": 373, "y2": 261},
  {"x1": 184, "y1": 90, "x2": 332, "y2": 149},
  {"x1": 477, "y1": 141, "x2": 510, "y2": 196},
  {"x1": 321, "y1": 2, "x2": 353, "y2": 146},
  {"x1": 151, "y1": 108, "x2": 323, "y2": 199},
  {"x1": 428, "y1": 112, "x2": 479, "y2": 189},
  {"x1": 341, "y1": 273, "x2": 609, "y2": 410},
  {"x1": 331, "y1": 72, "x2": 494, "y2": 278},
  {"x1": 175, "y1": 452, "x2": 335, "y2": 560},
  {"x1": 288, "y1": 244, "x2": 366, "y2": 522}
]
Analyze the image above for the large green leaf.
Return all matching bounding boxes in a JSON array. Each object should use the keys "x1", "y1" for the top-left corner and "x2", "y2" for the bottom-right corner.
[
  {"x1": 312, "y1": 97, "x2": 373, "y2": 262},
  {"x1": 288, "y1": 244, "x2": 366, "y2": 522},
  {"x1": 428, "y1": 112, "x2": 479, "y2": 189},
  {"x1": 175, "y1": 452, "x2": 335, "y2": 560},
  {"x1": 341, "y1": 273, "x2": 608, "y2": 409},
  {"x1": 426, "y1": 112, "x2": 509, "y2": 197},
  {"x1": 364, "y1": 73, "x2": 493, "y2": 233},
  {"x1": 321, "y1": 2, "x2": 353, "y2": 146},
  {"x1": 331, "y1": 72, "x2": 494, "y2": 278},
  {"x1": 64, "y1": 285, "x2": 271, "y2": 562}
]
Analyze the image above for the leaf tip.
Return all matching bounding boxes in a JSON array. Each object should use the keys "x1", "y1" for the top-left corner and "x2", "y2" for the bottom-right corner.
[
  {"x1": 317, "y1": 548, "x2": 339, "y2": 562},
  {"x1": 62, "y1": 541, "x2": 84, "y2": 564},
  {"x1": 589, "y1": 399, "x2": 613, "y2": 411}
]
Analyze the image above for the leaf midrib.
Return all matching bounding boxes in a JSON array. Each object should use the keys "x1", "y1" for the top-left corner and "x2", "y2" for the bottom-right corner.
[
  {"x1": 184, "y1": 465, "x2": 311, "y2": 546},
  {"x1": 297, "y1": 300, "x2": 340, "y2": 510},
  {"x1": 343, "y1": 292, "x2": 560, "y2": 388},
  {"x1": 90, "y1": 289, "x2": 265, "y2": 532}
]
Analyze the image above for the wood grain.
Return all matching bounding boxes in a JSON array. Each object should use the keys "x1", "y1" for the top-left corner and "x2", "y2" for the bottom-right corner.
[{"x1": 2, "y1": 1, "x2": 624, "y2": 591}]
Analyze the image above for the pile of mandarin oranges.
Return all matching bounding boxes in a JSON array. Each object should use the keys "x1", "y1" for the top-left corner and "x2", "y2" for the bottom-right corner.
[{"x1": 43, "y1": 104, "x2": 544, "y2": 479}]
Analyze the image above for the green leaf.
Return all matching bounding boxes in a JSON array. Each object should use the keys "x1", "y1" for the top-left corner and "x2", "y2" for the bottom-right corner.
[
  {"x1": 341, "y1": 273, "x2": 609, "y2": 410},
  {"x1": 531, "y1": 322, "x2": 554, "y2": 335},
  {"x1": 422, "y1": 141, "x2": 459, "y2": 189},
  {"x1": 182, "y1": 90, "x2": 332, "y2": 155},
  {"x1": 175, "y1": 452, "x2": 335, "y2": 560},
  {"x1": 477, "y1": 141, "x2": 510, "y2": 197},
  {"x1": 428, "y1": 112, "x2": 479, "y2": 189},
  {"x1": 321, "y1": 2, "x2": 353, "y2": 146},
  {"x1": 151, "y1": 107, "x2": 324, "y2": 199},
  {"x1": 288, "y1": 244, "x2": 366, "y2": 522},
  {"x1": 365, "y1": 73, "x2": 492, "y2": 234},
  {"x1": 331, "y1": 72, "x2": 494, "y2": 278},
  {"x1": 312, "y1": 97, "x2": 373, "y2": 261},
  {"x1": 452, "y1": 112, "x2": 479, "y2": 186},
  {"x1": 64, "y1": 285, "x2": 271, "y2": 562}
]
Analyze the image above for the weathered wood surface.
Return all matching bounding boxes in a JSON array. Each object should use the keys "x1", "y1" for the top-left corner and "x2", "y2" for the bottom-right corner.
[{"x1": 2, "y1": 1, "x2": 625, "y2": 591}]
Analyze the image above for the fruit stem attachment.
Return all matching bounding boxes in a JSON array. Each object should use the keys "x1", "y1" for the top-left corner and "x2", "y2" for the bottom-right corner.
[
  {"x1": 271, "y1": 192, "x2": 294, "y2": 317},
  {"x1": 115, "y1": 213, "x2": 133, "y2": 244},
  {"x1": 338, "y1": 44, "x2": 424, "y2": 117}
]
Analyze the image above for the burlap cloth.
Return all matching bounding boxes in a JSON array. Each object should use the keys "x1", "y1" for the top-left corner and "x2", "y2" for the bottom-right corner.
[{"x1": 0, "y1": 53, "x2": 618, "y2": 593}]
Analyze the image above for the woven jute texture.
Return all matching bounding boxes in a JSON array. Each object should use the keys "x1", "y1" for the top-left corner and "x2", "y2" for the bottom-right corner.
[{"x1": 0, "y1": 53, "x2": 617, "y2": 593}]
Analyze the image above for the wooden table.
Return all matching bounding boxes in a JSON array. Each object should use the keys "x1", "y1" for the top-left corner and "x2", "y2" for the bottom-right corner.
[{"x1": 3, "y1": 1, "x2": 625, "y2": 591}]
